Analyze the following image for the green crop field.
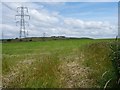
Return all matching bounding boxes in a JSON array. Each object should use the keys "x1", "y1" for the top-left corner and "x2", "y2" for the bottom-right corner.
[{"x1": 2, "y1": 39, "x2": 118, "y2": 88}]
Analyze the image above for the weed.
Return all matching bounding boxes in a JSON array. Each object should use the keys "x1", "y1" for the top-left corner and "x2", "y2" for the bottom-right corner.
[{"x1": 81, "y1": 41, "x2": 117, "y2": 88}]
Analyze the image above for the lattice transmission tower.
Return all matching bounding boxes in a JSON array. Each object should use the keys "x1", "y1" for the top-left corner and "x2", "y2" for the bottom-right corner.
[{"x1": 15, "y1": 6, "x2": 30, "y2": 39}]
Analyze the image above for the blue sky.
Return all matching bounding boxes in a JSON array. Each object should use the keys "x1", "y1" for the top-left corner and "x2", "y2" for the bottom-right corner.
[
  {"x1": 40, "y1": 2, "x2": 117, "y2": 22},
  {"x1": 1, "y1": 2, "x2": 118, "y2": 39}
]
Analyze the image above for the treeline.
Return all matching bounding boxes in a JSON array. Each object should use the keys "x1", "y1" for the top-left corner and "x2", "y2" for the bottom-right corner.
[{"x1": 2, "y1": 37, "x2": 93, "y2": 43}]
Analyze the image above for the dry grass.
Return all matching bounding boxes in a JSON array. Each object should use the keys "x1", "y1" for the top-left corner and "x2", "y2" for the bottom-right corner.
[{"x1": 2, "y1": 39, "x2": 117, "y2": 88}]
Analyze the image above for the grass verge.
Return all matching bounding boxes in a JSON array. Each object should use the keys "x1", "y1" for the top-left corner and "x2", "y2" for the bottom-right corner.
[{"x1": 80, "y1": 41, "x2": 117, "y2": 88}]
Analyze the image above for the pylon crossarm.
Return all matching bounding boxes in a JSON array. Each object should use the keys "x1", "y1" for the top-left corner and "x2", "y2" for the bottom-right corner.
[
  {"x1": 24, "y1": 15, "x2": 30, "y2": 19},
  {"x1": 15, "y1": 15, "x2": 21, "y2": 20},
  {"x1": 17, "y1": 7, "x2": 21, "y2": 12},
  {"x1": 24, "y1": 7, "x2": 28, "y2": 12}
]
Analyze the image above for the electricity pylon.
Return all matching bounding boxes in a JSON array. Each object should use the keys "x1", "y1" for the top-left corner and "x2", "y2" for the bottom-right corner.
[{"x1": 15, "y1": 6, "x2": 30, "y2": 39}]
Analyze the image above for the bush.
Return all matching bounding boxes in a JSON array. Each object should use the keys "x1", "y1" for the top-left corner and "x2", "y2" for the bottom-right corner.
[
  {"x1": 109, "y1": 41, "x2": 120, "y2": 87},
  {"x1": 29, "y1": 39, "x2": 32, "y2": 41},
  {"x1": 19, "y1": 39, "x2": 22, "y2": 41},
  {"x1": 7, "y1": 39, "x2": 12, "y2": 42}
]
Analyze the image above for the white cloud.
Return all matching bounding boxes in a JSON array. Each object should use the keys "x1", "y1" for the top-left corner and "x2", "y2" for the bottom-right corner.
[
  {"x1": 1, "y1": 2, "x2": 118, "y2": 39},
  {"x1": 1, "y1": 24, "x2": 18, "y2": 33},
  {"x1": 64, "y1": 18, "x2": 115, "y2": 30},
  {"x1": 30, "y1": 9, "x2": 59, "y2": 24},
  {"x1": 1, "y1": 23, "x2": 19, "y2": 38}
]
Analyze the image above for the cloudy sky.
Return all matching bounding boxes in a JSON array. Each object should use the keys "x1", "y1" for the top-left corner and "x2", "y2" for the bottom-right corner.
[{"x1": 1, "y1": 2, "x2": 118, "y2": 39}]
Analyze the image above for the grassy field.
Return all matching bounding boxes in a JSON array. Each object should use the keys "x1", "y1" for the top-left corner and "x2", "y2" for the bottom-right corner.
[{"x1": 2, "y1": 39, "x2": 118, "y2": 88}]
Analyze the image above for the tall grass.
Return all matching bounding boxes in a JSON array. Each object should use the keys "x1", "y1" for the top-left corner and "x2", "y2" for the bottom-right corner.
[
  {"x1": 109, "y1": 40, "x2": 120, "y2": 88},
  {"x1": 0, "y1": 42, "x2": 2, "y2": 87},
  {"x1": 2, "y1": 39, "x2": 93, "y2": 74},
  {"x1": 3, "y1": 53, "x2": 60, "y2": 88},
  {"x1": 81, "y1": 41, "x2": 117, "y2": 88},
  {"x1": 2, "y1": 39, "x2": 116, "y2": 88},
  {"x1": 3, "y1": 40, "x2": 91, "y2": 88}
]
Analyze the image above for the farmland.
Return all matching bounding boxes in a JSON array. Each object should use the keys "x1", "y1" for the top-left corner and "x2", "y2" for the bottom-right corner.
[{"x1": 2, "y1": 39, "x2": 118, "y2": 88}]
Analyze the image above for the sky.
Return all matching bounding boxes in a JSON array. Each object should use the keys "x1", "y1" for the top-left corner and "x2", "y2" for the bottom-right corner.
[{"x1": 0, "y1": 2, "x2": 118, "y2": 39}]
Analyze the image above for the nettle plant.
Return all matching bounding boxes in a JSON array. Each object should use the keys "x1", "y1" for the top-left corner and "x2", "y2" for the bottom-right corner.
[{"x1": 104, "y1": 39, "x2": 120, "y2": 89}]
